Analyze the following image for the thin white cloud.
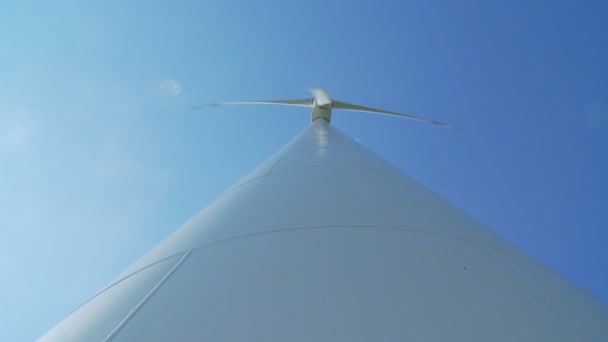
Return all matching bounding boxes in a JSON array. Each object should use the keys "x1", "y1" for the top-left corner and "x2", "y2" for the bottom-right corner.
[
  {"x1": 1, "y1": 110, "x2": 35, "y2": 151},
  {"x1": 0, "y1": 102, "x2": 39, "y2": 150},
  {"x1": 5, "y1": 124, "x2": 31, "y2": 147},
  {"x1": 162, "y1": 79, "x2": 182, "y2": 96}
]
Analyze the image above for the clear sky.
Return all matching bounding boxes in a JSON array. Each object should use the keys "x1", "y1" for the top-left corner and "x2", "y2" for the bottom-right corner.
[{"x1": 1, "y1": 1, "x2": 607, "y2": 340}]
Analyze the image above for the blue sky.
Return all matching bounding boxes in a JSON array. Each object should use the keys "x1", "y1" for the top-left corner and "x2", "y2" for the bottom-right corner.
[{"x1": 1, "y1": 1, "x2": 607, "y2": 340}]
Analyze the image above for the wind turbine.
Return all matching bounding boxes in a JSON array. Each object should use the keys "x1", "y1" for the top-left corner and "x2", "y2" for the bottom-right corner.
[
  {"x1": 40, "y1": 89, "x2": 608, "y2": 341},
  {"x1": 199, "y1": 88, "x2": 455, "y2": 128}
]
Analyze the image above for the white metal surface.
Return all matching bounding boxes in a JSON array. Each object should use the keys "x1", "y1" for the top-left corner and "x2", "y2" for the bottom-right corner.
[{"x1": 39, "y1": 119, "x2": 608, "y2": 341}]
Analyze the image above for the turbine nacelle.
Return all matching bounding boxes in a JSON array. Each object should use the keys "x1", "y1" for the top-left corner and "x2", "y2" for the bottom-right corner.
[
  {"x1": 310, "y1": 88, "x2": 333, "y2": 108},
  {"x1": 201, "y1": 88, "x2": 454, "y2": 129},
  {"x1": 310, "y1": 88, "x2": 333, "y2": 122}
]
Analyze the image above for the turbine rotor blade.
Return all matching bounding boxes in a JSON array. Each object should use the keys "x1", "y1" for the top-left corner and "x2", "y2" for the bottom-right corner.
[
  {"x1": 194, "y1": 98, "x2": 314, "y2": 109},
  {"x1": 333, "y1": 101, "x2": 455, "y2": 129}
]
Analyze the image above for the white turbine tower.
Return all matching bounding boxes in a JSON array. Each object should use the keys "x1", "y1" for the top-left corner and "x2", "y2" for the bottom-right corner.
[{"x1": 40, "y1": 89, "x2": 608, "y2": 341}]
